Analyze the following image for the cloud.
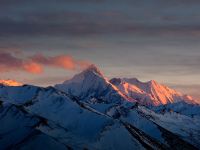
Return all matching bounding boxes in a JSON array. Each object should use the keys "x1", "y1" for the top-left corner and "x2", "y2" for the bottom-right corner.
[
  {"x1": 0, "y1": 0, "x2": 104, "y2": 6},
  {"x1": 0, "y1": 52, "x2": 28, "y2": 72},
  {"x1": 30, "y1": 53, "x2": 90, "y2": 70},
  {"x1": 1, "y1": 0, "x2": 200, "y2": 38},
  {"x1": 0, "y1": 52, "x2": 90, "y2": 74},
  {"x1": 23, "y1": 61, "x2": 43, "y2": 74}
]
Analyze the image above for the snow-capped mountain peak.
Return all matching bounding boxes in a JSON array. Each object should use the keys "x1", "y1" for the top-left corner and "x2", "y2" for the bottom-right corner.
[
  {"x1": 62, "y1": 64, "x2": 104, "y2": 85},
  {"x1": 123, "y1": 78, "x2": 141, "y2": 84},
  {"x1": 55, "y1": 65, "x2": 129, "y2": 103},
  {"x1": 56, "y1": 66, "x2": 197, "y2": 106},
  {"x1": 110, "y1": 77, "x2": 197, "y2": 106},
  {"x1": 1, "y1": 82, "x2": 199, "y2": 149},
  {"x1": 0, "y1": 67, "x2": 200, "y2": 149},
  {"x1": 83, "y1": 64, "x2": 104, "y2": 76}
]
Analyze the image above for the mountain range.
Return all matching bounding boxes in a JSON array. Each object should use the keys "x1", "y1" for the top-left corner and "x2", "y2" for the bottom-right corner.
[{"x1": 0, "y1": 65, "x2": 199, "y2": 150}]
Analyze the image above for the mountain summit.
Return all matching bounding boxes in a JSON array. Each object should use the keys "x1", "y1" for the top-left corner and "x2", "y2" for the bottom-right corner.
[
  {"x1": 82, "y1": 64, "x2": 104, "y2": 77},
  {"x1": 0, "y1": 65, "x2": 200, "y2": 149},
  {"x1": 110, "y1": 78, "x2": 197, "y2": 106},
  {"x1": 55, "y1": 65, "x2": 129, "y2": 103},
  {"x1": 55, "y1": 65, "x2": 197, "y2": 106}
]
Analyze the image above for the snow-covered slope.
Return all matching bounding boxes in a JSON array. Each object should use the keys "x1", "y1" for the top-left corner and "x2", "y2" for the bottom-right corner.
[
  {"x1": 0, "y1": 86, "x2": 147, "y2": 149},
  {"x1": 110, "y1": 78, "x2": 197, "y2": 106},
  {"x1": 152, "y1": 101, "x2": 200, "y2": 117},
  {"x1": 0, "y1": 65, "x2": 199, "y2": 149},
  {"x1": 137, "y1": 106, "x2": 200, "y2": 147},
  {"x1": 0, "y1": 84, "x2": 198, "y2": 149},
  {"x1": 0, "y1": 84, "x2": 40, "y2": 104},
  {"x1": 55, "y1": 65, "x2": 131, "y2": 104}
]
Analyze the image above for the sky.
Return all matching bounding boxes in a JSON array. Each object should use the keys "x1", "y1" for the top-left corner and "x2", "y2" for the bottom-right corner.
[{"x1": 0, "y1": 0, "x2": 200, "y2": 100}]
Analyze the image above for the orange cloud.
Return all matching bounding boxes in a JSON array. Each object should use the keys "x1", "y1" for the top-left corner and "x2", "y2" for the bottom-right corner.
[
  {"x1": 0, "y1": 52, "x2": 90, "y2": 74},
  {"x1": 23, "y1": 61, "x2": 43, "y2": 74},
  {"x1": 52, "y1": 55, "x2": 76, "y2": 70},
  {"x1": 30, "y1": 53, "x2": 90, "y2": 70}
]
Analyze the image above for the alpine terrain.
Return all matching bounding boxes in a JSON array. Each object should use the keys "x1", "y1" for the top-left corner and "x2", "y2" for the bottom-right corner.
[{"x1": 0, "y1": 65, "x2": 199, "y2": 150}]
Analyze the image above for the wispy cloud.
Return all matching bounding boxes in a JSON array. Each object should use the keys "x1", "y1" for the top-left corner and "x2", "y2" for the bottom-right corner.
[
  {"x1": 0, "y1": 52, "x2": 42, "y2": 73},
  {"x1": 23, "y1": 61, "x2": 43, "y2": 74},
  {"x1": 0, "y1": 52, "x2": 90, "y2": 74},
  {"x1": 30, "y1": 53, "x2": 90, "y2": 70}
]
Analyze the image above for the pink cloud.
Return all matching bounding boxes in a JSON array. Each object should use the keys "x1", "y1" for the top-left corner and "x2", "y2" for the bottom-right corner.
[
  {"x1": 0, "y1": 52, "x2": 24, "y2": 72},
  {"x1": 0, "y1": 52, "x2": 90, "y2": 74},
  {"x1": 23, "y1": 61, "x2": 43, "y2": 74},
  {"x1": 30, "y1": 53, "x2": 90, "y2": 70}
]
